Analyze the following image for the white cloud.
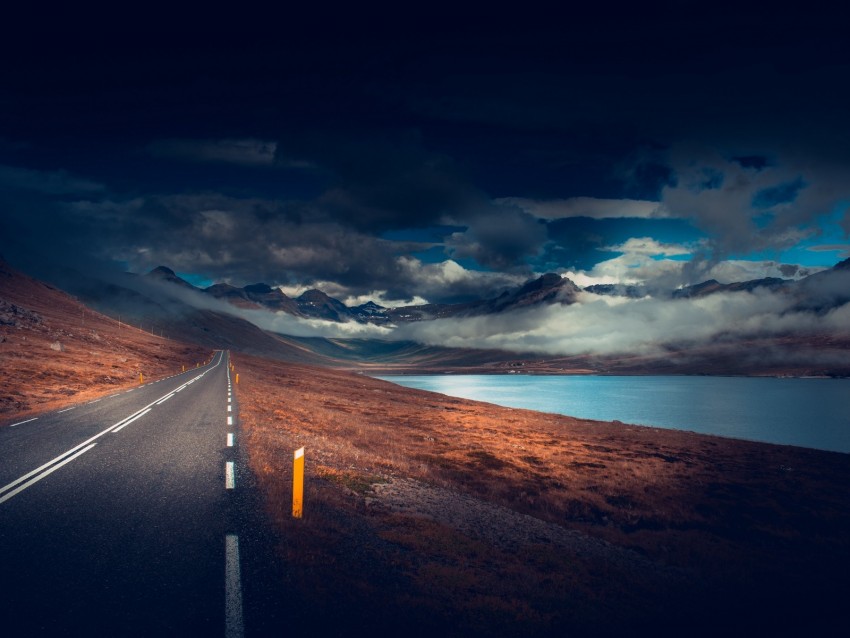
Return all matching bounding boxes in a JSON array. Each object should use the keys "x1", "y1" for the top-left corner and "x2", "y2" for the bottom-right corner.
[
  {"x1": 394, "y1": 288, "x2": 850, "y2": 357},
  {"x1": 0, "y1": 164, "x2": 105, "y2": 195},
  {"x1": 808, "y1": 244, "x2": 850, "y2": 258},
  {"x1": 601, "y1": 237, "x2": 693, "y2": 257},
  {"x1": 498, "y1": 196, "x2": 668, "y2": 220},
  {"x1": 147, "y1": 138, "x2": 284, "y2": 167},
  {"x1": 341, "y1": 291, "x2": 429, "y2": 308},
  {"x1": 237, "y1": 307, "x2": 393, "y2": 339}
]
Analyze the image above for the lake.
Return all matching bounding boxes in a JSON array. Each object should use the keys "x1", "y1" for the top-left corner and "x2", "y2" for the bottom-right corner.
[{"x1": 376, "y1": 375, "x2": 850, "y2": 453}]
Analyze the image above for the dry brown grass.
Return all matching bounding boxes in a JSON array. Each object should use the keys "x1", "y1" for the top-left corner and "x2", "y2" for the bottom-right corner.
[
  {"x1": 234, "y1": 351, "x2": 850, "y2": 636},
  {"x1": 0, "y1": 262, "x2": 209, "y2": 420}
]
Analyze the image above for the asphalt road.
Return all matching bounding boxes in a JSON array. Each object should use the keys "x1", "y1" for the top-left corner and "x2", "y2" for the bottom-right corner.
[{"x1": 0, "y1": 350, "x2": 284, "y2": 636}]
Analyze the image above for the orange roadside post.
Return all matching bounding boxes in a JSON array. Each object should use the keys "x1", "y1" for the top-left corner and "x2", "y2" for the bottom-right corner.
[{"x1": 292, "y1": 447, "x2": 305, "y2": 518}]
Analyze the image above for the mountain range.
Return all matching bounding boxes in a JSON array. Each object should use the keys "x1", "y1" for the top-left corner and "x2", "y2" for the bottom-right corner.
[
  {"x1": 146, "y1": 259, "x2": 850, "y2": 325},
  {"x1": 3, "y1": 256, "x2": 849, "y2": 377}
]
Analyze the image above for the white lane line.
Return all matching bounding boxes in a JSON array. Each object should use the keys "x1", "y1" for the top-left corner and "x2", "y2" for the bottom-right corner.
[
  {"x1": 89, "y1": 399, "x2": 101, "y2": 404},
  {"x1": 0, "y1": 444, "x2": 97, "y2": 505},
  {"x1": 58, "y1": 407, "x2": 76, "y2": 413},
  {"x1": 225, "y1": 462, "x2": 235, "y2": 489},
  {"x1": 9, "y1": 418, "x2": 38, "y2": 427},
  {"x1": 3, "y1": 355, "x2": 222, "y2": 504},
  {"x1": 227, "y1": 416, "x2": 233, "y2": 426},
  {"x1": 225, "y1": 534, "x2": 244, "y2": 638},
  {"x1": 227, "y1": 405, "x2": 232, "y2": 412},
  {"x1": 1, "y1": 412, "x2": 144, "y2": 499},
  {"x1": 156, "y1": 393, "x2": 175, "y2": 405},
  {"x1": 112, "y1": 408, "x2": 151, "y2": 432},
  {"x1": 108, "y1": 394, "x2": 120, "y2": 398},
  {"x1": 227, "y1": 433, "x2": 234, "y2": 447}
]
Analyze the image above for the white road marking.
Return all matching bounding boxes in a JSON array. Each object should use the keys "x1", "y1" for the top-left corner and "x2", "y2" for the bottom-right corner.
[
  {"x1": 9, "y1": 418, "x2": 38, "y2": 427},
  {"x1": 2, "y1": 354, "x2": 223, "y2": 505},
  {"x1": 108, "y1": 394, "x2": 120, "y2": 398},
  {"x1": 225, "y1": 462, "x2": 235, "y2": 489},
  {"x1": 225, "y1": 534, "x2": 245, "y2": 638},
  {"x1": 112, "y1": 408, "x2": 151, "y2": 432},
  {"x1": 227, "y1": 416, "x2": 233, "y2": 426},
  {"x1": 227, "y1": 405, "x2": 232, "y2": 412},
  {"x1": 156, "y1": 393, "x2": 175, "y2": 405},
  {"x1": 58, "y1": 407, "x2": 76, "y2": 413},
  {"x1": 89, "y1": 399, "x2": 101, "y2": 404},
  {"x1": 0, "y1": 444, "x2": 97, "y2": 505},
  {"x1": 227, "y1": 433, "x2": 234, "y2": 447}
]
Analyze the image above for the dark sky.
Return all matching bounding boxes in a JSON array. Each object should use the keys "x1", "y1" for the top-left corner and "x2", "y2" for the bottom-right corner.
[{"x1": 2, "y1": 5, "x2": 849, "y2": 305}]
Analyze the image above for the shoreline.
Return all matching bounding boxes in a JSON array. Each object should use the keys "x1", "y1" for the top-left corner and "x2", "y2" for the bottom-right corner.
[{"x1": 374, "y1": 372, "x2": 850, "y2": 455}]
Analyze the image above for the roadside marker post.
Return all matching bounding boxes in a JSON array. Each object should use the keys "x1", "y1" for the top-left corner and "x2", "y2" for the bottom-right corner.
[
  {"x1": 292, "y1": 447, "x2": 305, "y2": 518},
  {"x1": 235, "y1": 374, "x2": 239, "y2": 385},
  {"x1": 139, "y1": 373, "x2": 143, "y2": 384}
]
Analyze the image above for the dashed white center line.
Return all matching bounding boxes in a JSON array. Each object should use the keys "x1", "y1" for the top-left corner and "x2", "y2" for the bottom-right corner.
[
  {"x1": 58, "y1": 407, "x2": 76, "y2": 413},
  {"x1": 227, "y1": 433, "x2": 234, "y2": 447},
  {"x1": 225, "y1": 462, "x2": 235, "y2": 489},
  {"x1": 89, "y1": 399, "x2": 101, "y2": 404},
  {"x1": 225, "y1": 534, "x2": 244, "y2": 638},
  {"x1": 10, "y1": 418, "x2": 38, "y2": 427},
  {"x1": 227, "y1": 416, "x2": 233, "y2": 426},
  {"x1": 227, "y1": 405, "x2": 232, "y2": 412}
]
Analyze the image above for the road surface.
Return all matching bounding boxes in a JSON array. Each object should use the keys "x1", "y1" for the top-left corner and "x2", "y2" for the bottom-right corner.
[{"x1": 0, "y1": 351, "x2": 284, "y2": 636}]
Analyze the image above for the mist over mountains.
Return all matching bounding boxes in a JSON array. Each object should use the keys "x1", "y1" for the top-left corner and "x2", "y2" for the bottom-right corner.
[{"x1": 2, "y1": 255, "x2": 850, "y2": 376}]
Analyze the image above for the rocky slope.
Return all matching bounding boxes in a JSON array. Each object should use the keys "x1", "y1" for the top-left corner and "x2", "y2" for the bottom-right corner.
[{"x1": 0, "y1": 258, "x2": 209, "y2": 418}]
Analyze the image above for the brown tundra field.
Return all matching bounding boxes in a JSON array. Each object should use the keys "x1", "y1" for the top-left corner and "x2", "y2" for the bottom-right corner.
[{"x1": 233, "y1": 352, "x2": 850, "y2": 637}]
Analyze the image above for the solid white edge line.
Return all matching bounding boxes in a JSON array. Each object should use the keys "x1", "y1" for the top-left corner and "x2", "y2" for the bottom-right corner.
[
  {"x1": 0, "y1": 444, "x2": 97, "y2": 505},
  {"x1": 9, "y1": 418, "x2": 38, "y2": 427},
  {"x1": 227, "y1": 433, "x2": 234, "y2": 447},
  {"x1": 58, "y1": 407, "x2": 76, "y2": 413},
  {"x1": 225, "y1": 534, "x2": 245, "y2": 638},
  {"x1": 112, "y1": 408, "x2": 151, "y2": 432},
  {"x1": 225, "y1": 462, "x2": 235, "y2": 489}
]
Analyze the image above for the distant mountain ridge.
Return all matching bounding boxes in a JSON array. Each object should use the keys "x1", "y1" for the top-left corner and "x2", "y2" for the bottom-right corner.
[
  {"x1": 145, "y1": 267, "x2": 581, "y2": 324},
  {"x1": 144, "y1": 257, "x2": 850, "y2": 325}
]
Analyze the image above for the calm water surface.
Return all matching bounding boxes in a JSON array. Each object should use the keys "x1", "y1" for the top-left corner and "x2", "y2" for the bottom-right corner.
[{"x1": 377, "y1": 375, "x2": 850, "y2": 453}]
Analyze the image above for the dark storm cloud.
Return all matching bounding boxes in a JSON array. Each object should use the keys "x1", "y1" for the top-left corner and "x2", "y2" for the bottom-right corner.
[
  {"x1": 2, "y1": 7, "x2": 850, "y2": 305},
  {"x1": 659, "y1": 150, "x2": 850, "y2": 262},
  {"x1": 274, "y1": 127, "x2": 481, "y2": 231},
  {"x1": 445, "y1": 204, "x2": 548, "y2": 271}
]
